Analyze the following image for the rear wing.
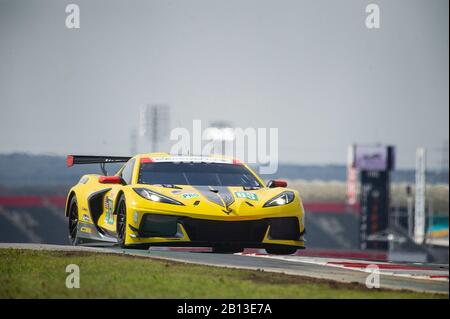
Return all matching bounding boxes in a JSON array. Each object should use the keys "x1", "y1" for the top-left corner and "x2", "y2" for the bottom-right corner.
[
  {"x1": 66, "y1": 155, "x2": 132, "y2": 175},
  {"x1": 66, "y1": 155, "x2": 131, "y2": 167}
]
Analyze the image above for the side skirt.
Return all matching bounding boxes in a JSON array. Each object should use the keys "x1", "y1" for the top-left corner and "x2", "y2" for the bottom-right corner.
[{"x1": 75, "y1": 222, "x2": 117, "y2": 246}]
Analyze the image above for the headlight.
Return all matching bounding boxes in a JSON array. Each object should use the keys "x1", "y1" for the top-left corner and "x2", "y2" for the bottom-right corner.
[
  {"x1": 133, "y1": 188, "x2": 185, "y2": 206},
  {"x1": 263, "y1": 191, "x2": 295, "y2": 207}
]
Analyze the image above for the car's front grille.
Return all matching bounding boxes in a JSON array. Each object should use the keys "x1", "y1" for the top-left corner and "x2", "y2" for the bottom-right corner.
[
  {"x1": 180, "y1": 218, "x2": 268, "y2": 242},
  {"x1": 139, "y1": 214, "x2": 179, "y2": 237},
  {"x1": 267, "y1": 217, "x2": 300, "y2": 240}
]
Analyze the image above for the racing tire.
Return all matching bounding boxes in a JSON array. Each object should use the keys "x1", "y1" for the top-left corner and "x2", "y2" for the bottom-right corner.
[
  {"x1": 116, "y1": 195, "x2": 150, "y2": 250},
  {"x1": 68, "y1": 196, "x2": 79, "y2": 246},
  {"x1": 265, "y1": 247, "x2": 298, "y2": 255},
  {"x1": 116, "y1": 195, "x2": 128, "y2": 248}
]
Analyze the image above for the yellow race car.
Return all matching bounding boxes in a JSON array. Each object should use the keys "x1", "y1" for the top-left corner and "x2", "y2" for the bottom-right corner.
[{"x1": 65, "y1": 153, "x2": 305, "y2": 254}]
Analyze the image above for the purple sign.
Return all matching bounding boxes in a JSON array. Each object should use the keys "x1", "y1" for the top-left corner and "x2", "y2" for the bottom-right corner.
[{"x1": 354, "y1": 145, "x2": 388, "y2": 171}]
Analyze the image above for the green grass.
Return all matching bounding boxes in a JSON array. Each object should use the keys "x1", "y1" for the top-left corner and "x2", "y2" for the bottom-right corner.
[{"x1": 0, "y1": 249, "x2": 445, "y2": 299}]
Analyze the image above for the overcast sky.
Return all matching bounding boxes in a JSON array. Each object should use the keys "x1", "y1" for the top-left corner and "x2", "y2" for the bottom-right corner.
[{"x1": 0, "y1": 0, "x2": 448, "y2": 169}]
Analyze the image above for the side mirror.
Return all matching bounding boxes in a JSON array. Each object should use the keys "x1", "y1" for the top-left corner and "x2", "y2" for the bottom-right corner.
[
  {"x1": 99, "y1": 176, "x2": 123, "y2": 184},
  {"x1": 267, "y1": 179, "x2": 287, "y2": 188}
]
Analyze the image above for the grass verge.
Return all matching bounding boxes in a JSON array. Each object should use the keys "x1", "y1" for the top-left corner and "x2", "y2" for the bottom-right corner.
[{"x1": 0, "y1": 249, "x2": 445, "y2": 298}]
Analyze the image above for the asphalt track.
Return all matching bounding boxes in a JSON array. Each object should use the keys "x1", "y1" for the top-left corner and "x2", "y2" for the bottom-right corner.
[{"x1": 0, "y1": 243, "x2": 448, "y2": 295}]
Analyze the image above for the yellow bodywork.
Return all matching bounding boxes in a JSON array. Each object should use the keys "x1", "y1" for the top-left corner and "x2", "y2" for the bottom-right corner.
[{"x1": 65, "y1": 153, "x2": 305, "y2": 248}]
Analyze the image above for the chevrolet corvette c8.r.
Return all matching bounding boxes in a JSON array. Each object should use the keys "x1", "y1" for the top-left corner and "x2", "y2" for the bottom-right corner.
[{"x1": 65, "y1": 153, "x2": 305, "y2": 254}]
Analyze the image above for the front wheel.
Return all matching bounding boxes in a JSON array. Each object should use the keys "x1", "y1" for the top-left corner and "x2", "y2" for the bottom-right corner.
[
  {"x1": 68, "y1": 196, "x2": 79, "y2": 245},
  {"x1": 265, "y1": 247, "x2": 298, "y2": 255},
  {"x1": 116, "y1": 195, "x2": 149, "y2": 250},
  {"x1": 116, "y1": 195, "x2": 128, "y2": 248}
]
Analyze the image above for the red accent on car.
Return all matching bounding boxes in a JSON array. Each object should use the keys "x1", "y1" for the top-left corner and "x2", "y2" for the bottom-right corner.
[
  {"x1": 98, "y1": 176, "x2": 122, "y2": 184},
  {"x1": 270, "y1": 180, "x2": 288, "y2": 188},
  {"x1": 66, "y1": 155, "x2": 74, "y2": 167},
  {"x1": 232, "y1": 159, "x2": 242, "y2": 165},
  {"x1": 140, "y1": 157, "x2": 154, "y2": 164}
]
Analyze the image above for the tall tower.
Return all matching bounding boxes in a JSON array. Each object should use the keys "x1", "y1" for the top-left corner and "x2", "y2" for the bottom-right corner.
[
  {"x1": 130, "y1": 128, "x2": 137, "y2": 155},
  {"x1": 139, "y1": 104, "x2": 170, "y2": 152}
]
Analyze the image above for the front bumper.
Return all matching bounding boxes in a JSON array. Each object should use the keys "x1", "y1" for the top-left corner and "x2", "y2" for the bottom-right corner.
[{"x1": 126, "y1": 213, "x2": 305, "y2": 248}]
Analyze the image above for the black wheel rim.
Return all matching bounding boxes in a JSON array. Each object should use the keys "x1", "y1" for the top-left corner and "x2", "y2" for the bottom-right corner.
[
  {"x1": 68, "y1": 202, "x2": 78, "y2": 244},
  {"x1": 117, "y1": 201, "x2": 126, "y2": 243}
]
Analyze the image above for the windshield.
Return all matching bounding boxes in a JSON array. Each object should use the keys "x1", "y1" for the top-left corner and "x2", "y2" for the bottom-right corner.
[{"x1": 138, "y1": 162, "x2": 262, "y2": 187}]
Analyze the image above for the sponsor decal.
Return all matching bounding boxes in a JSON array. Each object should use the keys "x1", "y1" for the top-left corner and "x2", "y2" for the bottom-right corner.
[
  {"x1": 181, "y1": 193, "x2": 200, "y2": 199},
  {"x1": 104, "y1": 198, "x2": 114, "y2": 225},
  {"x1": 80, "y1": 226, "x2": 92, "y2": 234},
  {"x1": 82, "y1": 214, "x2": 90, "y2": 222},
  {"x1": 234, "y1": 191, "x2": 258, "y2": 201}
]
